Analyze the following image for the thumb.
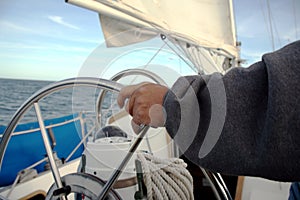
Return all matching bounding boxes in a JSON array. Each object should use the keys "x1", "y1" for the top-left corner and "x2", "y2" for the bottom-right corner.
[
  {"x1": 131, "y1": 120, "x2": 142, "y2": 134},
  {"x1": 117, "y1": 85, "x2": 137, "y2": 108}
]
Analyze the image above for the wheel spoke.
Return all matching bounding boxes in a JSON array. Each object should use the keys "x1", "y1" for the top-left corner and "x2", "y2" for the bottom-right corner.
[{"x1": 33, "y1": 103, "x2": 67, "y2": 200}]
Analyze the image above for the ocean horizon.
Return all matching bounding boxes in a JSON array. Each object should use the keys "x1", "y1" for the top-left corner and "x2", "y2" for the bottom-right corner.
[
  {"x1": 0, "y1": 77, "x2": 117, "y2": 128},
  {"x1": 0, "y1": 78, "x2": 52, "y2": 126}
]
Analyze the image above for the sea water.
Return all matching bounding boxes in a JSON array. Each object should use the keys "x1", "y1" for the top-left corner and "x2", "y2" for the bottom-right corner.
[
  {"x1": 0, "y1": 78, "x2": 119, "y2": 129},
  {"x1": 0, "y1": 78, "x2": 52, "y2": 126}
]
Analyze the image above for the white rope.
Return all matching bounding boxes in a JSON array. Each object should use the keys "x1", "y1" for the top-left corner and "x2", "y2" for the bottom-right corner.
[{"x1": 137, "y1": 152, "x2": 194, "y2": 200}]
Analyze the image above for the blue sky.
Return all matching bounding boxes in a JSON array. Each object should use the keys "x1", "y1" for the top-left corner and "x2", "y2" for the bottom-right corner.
[
  {"x1": 0, "y1": 0, "x2": 299, "y2": 81},
  {"x1": 0, "y1": 0, "x2": 102, "y2": 80}
]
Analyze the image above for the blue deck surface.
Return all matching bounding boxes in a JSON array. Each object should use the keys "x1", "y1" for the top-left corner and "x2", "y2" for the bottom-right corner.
[{"x1": 0, "y1": 113, "x2": 85, "y2": 186}]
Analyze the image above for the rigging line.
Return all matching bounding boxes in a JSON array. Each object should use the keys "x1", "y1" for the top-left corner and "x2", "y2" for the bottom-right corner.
[
  {"x1": 200, "y1": 48, "x2": 223, "y2": 74},
  {"x1": 271, "y1": 15, "x2": 281, "y2": 47},
  {"x1": 162, "y1": 37, "x2": 199, "y2": 74},
  {"x1": 293, "y1": 0, "x2": 299, "y2": 39},
  {"x1": 267, "y1": 1, "x2": 281, "y2": 47},
  {"x1": 258, "y1": 0, "x2": 271, "y2": 37},
  {"x1": 266, "y1": 0, "x2": 275, "y2": 50},
  {"x1": 195, "y1": 48, "x2": 205, "y2": 73},
  {"x1": 192, "y1": 46, "x2": 204, "y2": 73},
  {"x1": 143, "y1": 41, "x2": 167, "y2": 69},
  {"x1": 118, "y1": 42, "x2": 167, "y2": 86},
  {"x1": 177, "y1": 44, "x2": 197, "y2": 72}
]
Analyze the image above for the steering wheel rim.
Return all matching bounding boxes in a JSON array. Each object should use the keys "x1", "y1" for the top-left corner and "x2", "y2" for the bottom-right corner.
[
  {"x1": 45, "y1": 173, "x2": 121, "y2": 200},
  {"x1": 0, "y1": 77, "x2": 123, "y2": 199},
  {"x1": 0, "y1": 76, "x2": 233, "y2": 200}
]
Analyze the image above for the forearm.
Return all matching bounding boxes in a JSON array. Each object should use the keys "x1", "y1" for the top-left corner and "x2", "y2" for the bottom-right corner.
[
  {"x1": 163, "y1": 41, "x2": 300, "y2": 181},
  {"x1": 163, "y1": 64, "x2": 269, "y2": 179}
]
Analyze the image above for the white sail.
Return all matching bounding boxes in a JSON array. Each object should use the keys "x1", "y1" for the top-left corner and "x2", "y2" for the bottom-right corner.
[{"x1": 67, "y1": 0, "x2": 239, "y2": 73}]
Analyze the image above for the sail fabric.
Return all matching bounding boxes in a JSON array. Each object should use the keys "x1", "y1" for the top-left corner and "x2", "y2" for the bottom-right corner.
[
  {"x1": 67, "y1": 0, "x2": 237, "y2": 56},
  {"x1": 99, "y1": 14, "x2": 158, "y2": 47},
  {"x1": 112, "y1": 0, "x2": 238, "y2": 56},
  {"x1": 67, "y1": 0, "x2": 239, "y2": 73}
]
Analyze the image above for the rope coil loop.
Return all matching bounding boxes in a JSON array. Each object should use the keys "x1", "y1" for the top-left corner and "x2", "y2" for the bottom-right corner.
[{"x1": 137, "y1": 152, "x2": 194, "y2": 200}]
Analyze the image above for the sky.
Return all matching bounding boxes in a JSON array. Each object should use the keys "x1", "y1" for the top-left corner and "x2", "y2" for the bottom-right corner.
[{"x1": 0, "y1": 0, "x2": 299, "y2": 81}]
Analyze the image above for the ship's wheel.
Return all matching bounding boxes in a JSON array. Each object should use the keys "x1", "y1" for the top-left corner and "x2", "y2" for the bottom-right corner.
[
  {"x1": 0, "y1": 77, "x2": 124, "y2": 200},
  {"x1": 0, "y1": 70, "x2": 233, "y2": 200}
]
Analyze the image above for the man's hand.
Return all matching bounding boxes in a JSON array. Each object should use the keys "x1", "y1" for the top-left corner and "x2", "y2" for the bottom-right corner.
[{"x1": 117, "y1": 82, "x2": 169, "y2": 133}]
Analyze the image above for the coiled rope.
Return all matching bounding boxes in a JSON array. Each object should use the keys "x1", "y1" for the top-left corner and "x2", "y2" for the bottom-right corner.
[{"x1": 137, "y1": 153, "x2": 194, "y2": 200}]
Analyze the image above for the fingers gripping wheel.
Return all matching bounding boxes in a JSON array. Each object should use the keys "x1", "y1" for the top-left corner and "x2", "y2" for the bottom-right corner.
[
  {"x1": 46, "y1": 173, "x2": 121, "y2": 200},
  {"x1": 96, "y1": 69, "x2": 167, "y2": 125}
]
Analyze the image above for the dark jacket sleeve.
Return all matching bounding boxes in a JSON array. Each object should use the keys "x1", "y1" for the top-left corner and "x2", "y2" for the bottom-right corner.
[{"x1": 163, "y1": 41, "x2": 300, "y2": 181}]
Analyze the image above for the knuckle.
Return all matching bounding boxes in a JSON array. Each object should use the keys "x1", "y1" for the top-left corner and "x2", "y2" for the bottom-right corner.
[
  {"x1": 136, "y1": 109, "x2": 145, "y2": 117},
  {"x1": 135, "y1": 97, "x2": 144, "y2": 105},
  {"x1": 138, "y1": 86, "x2": 147, "y2": 93}
]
